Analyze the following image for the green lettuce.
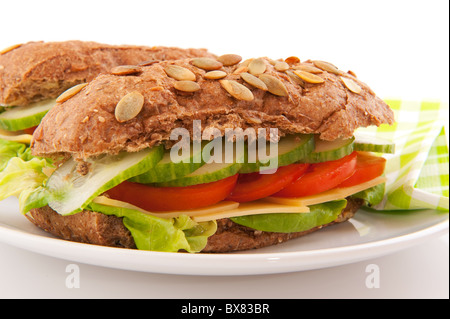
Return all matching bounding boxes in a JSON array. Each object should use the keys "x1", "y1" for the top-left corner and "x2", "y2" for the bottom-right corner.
[
  {"x1": 351, "y1": 183, "x2": 385, "y2": 207},
  {"x1": 0, "y1": 156, "x2": 53, "y2": 213},
  {"x1": 0, "y1": 142, "x2": 384, "y2": 252},
  {"x1": 87, "y1": 202, "x2": 217, "y2": 252},
  {"x1": 231, "y1": 200, "x2": 348, "y2": 233},
  {"x1": 0, "y1": 139, "x2": 33, "y2": 171},
  {"x1": 0, "y1": 153, "x2": 217, "y2": 252}
]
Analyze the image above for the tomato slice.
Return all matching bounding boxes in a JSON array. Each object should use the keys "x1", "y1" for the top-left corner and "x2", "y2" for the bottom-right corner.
[
  {"x1": 338, "y1": 152, "x2": 386, "y2": 188},
  {"x1": 23, "y1": 126, "x2": 37, "y2": 135},
  {"x1": 226, "y1": 164, "x2": 310, "y2": 203},
  {"x1": 106, "y1": 174, "x2": 238, "y2": 211},
  {"x1": 274, "y1": 152, "x2": 357, "y2": 198}
]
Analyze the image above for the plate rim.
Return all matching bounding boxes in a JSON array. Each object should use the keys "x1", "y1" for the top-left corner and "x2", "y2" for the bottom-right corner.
[{"x1": 0, "y1": 213, "x2": 448, "y2": 276}]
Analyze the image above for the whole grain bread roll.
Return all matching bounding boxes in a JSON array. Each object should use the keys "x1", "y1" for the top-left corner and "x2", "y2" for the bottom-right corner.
[
  {"x1": 31, "y1": 56, "x2": 394, "y2": 159},
  {"x1": 27, "y1": 198, "x2": 363, "y2": 252},
  {"x1": 25, "y1": 52, "x2": 393, "y2": 253},
  {"x1": 0, "y1": 41, "x2": 215, "y2": 106}
]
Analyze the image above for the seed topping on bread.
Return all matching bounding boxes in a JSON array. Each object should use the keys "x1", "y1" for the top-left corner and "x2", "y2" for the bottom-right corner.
[
  {"x1": 114, "y1": 91, "x2": 145, "y2": 123},
  {"x1": 32, "y1": 54, "x2": 394, "y2": 158},
  {"x1": 111, "y1": 65, "x2": 142, "y2": 76},
  {"x1": 56, "y1": 83, "x2": 88, "y2": 103}
]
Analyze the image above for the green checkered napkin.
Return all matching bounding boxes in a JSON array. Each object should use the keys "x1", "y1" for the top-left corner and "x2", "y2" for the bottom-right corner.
[{"x1": 356, "y1": 100, "x2": 449, "y2": 211}]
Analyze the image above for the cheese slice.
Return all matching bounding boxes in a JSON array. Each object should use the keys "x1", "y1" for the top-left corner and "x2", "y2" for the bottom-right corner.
[
  {"x1": 92, "y1": 196, "x2": 240, "y2": 219},
  {"x1": 92, "y1": 196, "x2": 309, "y2": 222},
  {"x1": 192, "y1": 201, "x2": 309, "y2": 222},
  {"x1": 92, "y1": 176, "x2": 384, "y2": 222},
  {"x1": 0, "y1": 128, "x2": 32, "y2": 144},
  {"x1": 264, "y1": 176, "x2": 387, "y2": 207}
]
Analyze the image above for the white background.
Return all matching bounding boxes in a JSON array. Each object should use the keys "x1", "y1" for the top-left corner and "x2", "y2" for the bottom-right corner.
[
  {"x1": 0, "y1": 0, "x2": 448, "y2": 299},
  {"x1": 1, "y1": 0, "x2": 448, "y2": 103}
]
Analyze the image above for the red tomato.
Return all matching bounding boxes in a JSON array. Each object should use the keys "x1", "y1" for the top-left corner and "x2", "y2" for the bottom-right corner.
[
  {"x1": 274, "y1": 152, "x2": 358, "y2": 198},
  {"x1": 106, "y1": 174, "x2": 238, "y2": 211},
  {"x1": 226, "y1": 164, "x2": 310, "y2": 203},
  {"x1": 23, "y1": 126, "x2": 37, "y2": 135},
  {"x1": 338, "y1": 152, "x2": 386, "y2": 188}
]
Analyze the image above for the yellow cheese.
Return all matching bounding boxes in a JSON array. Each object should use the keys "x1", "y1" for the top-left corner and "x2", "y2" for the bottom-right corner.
[
  {"x1": 264, "y1": 176, "x2": 387, "y2": 206},
  {"x1": 0, "y1": 128, "x2": 32, "y2": 144},
  {"x1": 192, "y1": 201, "x2": 309, "y2": 222},
  {"x1": 92, "y1": 176, "x2": 384, "y2": 222},
  {"x1": 92, "y1": 196, "x2": 309, "y2": 222},
  {"x1": 92, "y1": 196, "x2": 240, "y2": 219}
]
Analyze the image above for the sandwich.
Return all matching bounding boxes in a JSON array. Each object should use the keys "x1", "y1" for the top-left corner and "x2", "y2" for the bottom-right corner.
[
  {"x1": 1, "y1": 53, "x2": 395, "y2": 253},
  {"x1": 0, "y1": 40, "x2": 215, "y2": 169}
]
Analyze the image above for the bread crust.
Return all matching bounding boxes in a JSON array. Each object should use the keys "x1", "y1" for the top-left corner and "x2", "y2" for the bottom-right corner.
[
  {"x1": 28, "y1": 198, "x2": 363, "y2": 253},
  {"x1": 31, "y1": 57, "x2": 394, "y2": 159},
  {"x1": 27, "y1": 206, "x2": 136, "y2": 249},
  {"x1": 0, "y1": 41, "x2": 215, "y2": 106}
]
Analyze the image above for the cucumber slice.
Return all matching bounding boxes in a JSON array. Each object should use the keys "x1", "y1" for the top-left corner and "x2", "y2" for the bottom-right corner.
[
  {"x1": 303, "y1": 136, "x2": 355, "y2": 163},
  {"x1": 239, "y1": 134, "x2": 314, "y2": 174},
  {"x1": 354, "y1": 133, "x2": 395, "y2": 154},
  {"x1": 160, "y1": 161, "x2": 241, "y2": 187},
  {"x1": 157, "y1": 139, "x2": 245, "y2": 187},
  {"x1": 0, "y1": 99, "x2": 56, "y2": 131},
  {"x1": 129, "y1": 142, "x2": 206, "y2": 184},
  {"x1": 46, "y1": 146, "x2": 164, "y2": 216}
]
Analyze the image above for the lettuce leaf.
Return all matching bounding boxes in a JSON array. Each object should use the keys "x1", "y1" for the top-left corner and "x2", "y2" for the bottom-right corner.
[
  {"x1": 87, "y1": 202, "x2": 217, "y2": 253},
  {"x1": 351, "y1": 183, "x2": 385, "y2": 207},
  {"x1": 0, "y1": 156, "x2": 53, "y2": 213},
  {"x1": 231, "y1": 200, "x2": 348, "y2": 233},
  {"x1": 0, "y1": 150, "x2": 217, "y2": 252},
  {"x1": 0, "y1": 142, "x2": 383, "y2": 252},
  {"x1": 0, "y1": 139, "x2": 33, "y2": 171}
]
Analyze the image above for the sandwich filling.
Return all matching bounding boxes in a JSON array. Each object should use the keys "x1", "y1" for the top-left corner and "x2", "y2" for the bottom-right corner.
[
  {"x1": 0, "y1": 132, "x2": 392, "y2": 252},
  {"x1": 0, "y1": 51, "x2": 395, "y2": 252}
]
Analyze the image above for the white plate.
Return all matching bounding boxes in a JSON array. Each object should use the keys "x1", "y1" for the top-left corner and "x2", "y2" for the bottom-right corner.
[{"x1": 0, "y1": 197, "x2": 448, "y2": 276}]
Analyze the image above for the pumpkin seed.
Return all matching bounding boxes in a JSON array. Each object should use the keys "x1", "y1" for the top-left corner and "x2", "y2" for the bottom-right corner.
[
  {"x1": 312, "y1": 60, "x2": 342, "y2": 75},
  {"x1": 111, "y1": 65, "x2": 142, "y2": 76},
  {"x1": 174, "y1": 80, "x2": 201, "y2": 92},
  {"x1": 56, "y1": 83, "x2": 88, "y2": 103},
  {"x1": 293, "y1": 64, "x2": 323, "y2": 74},
  {"x1": 191, "y1": 57, "x2": 223, "y2": 70},
  {"x1": 285, "y1": 56, "x2": 300, "y2": 65},
  {"x1": 258, "y1": 74, "x2": 289, "y2": 96},
  {"x1": 115, "y1": 91, "x2": 145, "y2": 122},
  {"x1": 217, "y1": 54, "x2": 242, "y2": 66},
  {"x1": 0, "y1": 43, "x2": 22, "y2": 55},
  {"x1": 219, "y1": 80, "x2": 254, "y2": 101},
  {"x1": 285, "y1": 70, "x2": 306, "y2": 88},
  {"x1": 233, "y1": 65, "x2": 248, "y2": 74},
  {"x1": 240, "y1": 58, "x2": 253, "y2": 67},
  {"x1": 164, "y1": 65, "x2": 196, "y2": 81},
  {"x1": 274, "y1": 61, "x2": 290, "y2": 72},
  {"x1": 340, "y1": 76, "x2": 362, "y2": 94},
  {"x1": 204, "y1": 70, "x2": 227, "y2": 80},
  {"x1": 240, "y1": 72, "x2": 268, "y2": 91},
  {"x1": 138, "y1": 60, "x2": 158, "y2": 66},
  {"x1": 293, "y1": 70, "x2": 325, "y2": 84},
  {"x1": 247, "y1": 117, "x2": 262, "y2": 124},
  {"x1": 347, "y1": 70, "x2": 357, "y2": 78},
  {"x1": 248, "y1": 58, "x2": 267, "y2": 75}
]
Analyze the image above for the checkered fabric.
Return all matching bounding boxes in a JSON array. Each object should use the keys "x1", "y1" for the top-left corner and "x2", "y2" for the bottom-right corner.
[{"x1": 357, "y1": 100, "x2": 449, "y2": 211}]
